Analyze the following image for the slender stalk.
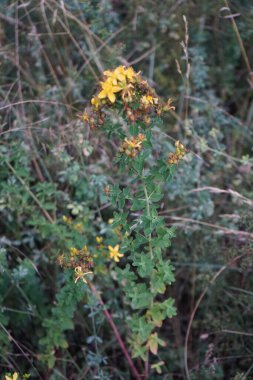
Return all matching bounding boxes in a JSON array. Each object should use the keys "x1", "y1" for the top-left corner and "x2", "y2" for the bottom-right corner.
[
  {"x1": 88, "y1": 281, "x2": 142, "y2": 380},
  {"x1": 90, "y1": 305, "x2": 102, "y2": 377},
  {"x1": 142, "y1": 174, "x2": 154, "y2": 378},
  {"x1": 223, "y1": 0, "x2": 252, "y2": 77},
  {"x1": 142, "y1": 177, "x2": 153, "y2": 259}
]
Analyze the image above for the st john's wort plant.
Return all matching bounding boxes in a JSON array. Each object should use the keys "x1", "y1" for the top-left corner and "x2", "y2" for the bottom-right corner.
[{"x1": 58, "y1": 66, "x2": 187, "y2": 374}]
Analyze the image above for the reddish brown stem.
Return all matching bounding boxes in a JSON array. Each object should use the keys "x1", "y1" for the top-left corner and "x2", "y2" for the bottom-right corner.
[
  {"x1": 88, "y1": 281, "x2": 142, "y2": 380},
  {"x1": 144, "y1": 351, "x2": 149, "y2": 380}
]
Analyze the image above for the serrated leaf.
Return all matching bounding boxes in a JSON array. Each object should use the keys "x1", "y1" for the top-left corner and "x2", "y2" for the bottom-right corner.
[
  {"x1": 130, "y1": 284, "x2": 153, "y2": 309},
  {"x1": 157, "y1": 261, "x2": 175, "y2": 285},
  {"x1": 150, "y1": 271, "x2": 166, "y2": 294},
  {"x1": 147, "y1": 304, "x2": 165, "y2": 327},
  {"x1": 147, "y1": 333, "x2": 166, "y2": 355},
  {"x1": 162, "y1": 298, "x2": 177, "y2": 318},
  {"x1": 132, "y1": 252, "x2": 154, "y2": 278},
  {"x1": 131, "y1": 198, "x2": 146, "y2": 211}
]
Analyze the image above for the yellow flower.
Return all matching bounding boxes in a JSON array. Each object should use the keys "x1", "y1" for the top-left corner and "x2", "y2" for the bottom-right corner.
[
  {"x1": 120, "y1": 134, "x2": 146, "y2": 158},
  {"x1": 167, "y1": 140, "x2": 186, "y2": 165},
  {"x1": 91, "y1": 96, "x2": 100, "y2": 109},
  {"x1": 96, "y1": 236, "x2": 103, "y2": 244},
  {"x1": 80, "y1": 112, "x2": 89, "y2": 121},
  {"x1": 124, "y1": 66, "x2": 137, "y2": 82},
  {"x1": 5, "y1": 373, "x2": 18, "y2": 380},
  {"x1": 164, "y1": 98, "x2": 175, "y2": 111},
  {"x1": 140, "y1": 95, "x2": 157, "y2": 106},
  {"x1": 73, "y1": 223, "x2": 84, "y2": 233},
  {"x1": 104, "y1": 66, "x2": 138, "y2": 85},
  {"x1": 70, "y1": 247, "x2": 78, "y2": 255},
  {"x1": 108, "y1": 218, "x2": 114, "y2": 224},
  {"x1": 62, "y1": 215, "x2": 72, "y2": 225},
  {"x1": 121, "y1": 82, "x2": 134, "y2": 102},
  {"x1": 108, "y1": 245, "x2": 123, "y2": 262},
  {"x1": 74, "y1": 266, "x2": 93, "y2": 283},
  {"x1": 104, "y1": 66, "x2": 126, "y2": 85},
  {"x1": 98, "y1": 78, "x2": 122, "y2": 103}
]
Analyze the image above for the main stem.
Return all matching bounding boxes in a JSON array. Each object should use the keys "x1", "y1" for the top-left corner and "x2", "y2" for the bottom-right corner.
[
  {"x1": 142, "y1": 174, "x2": 154, "y2": 379},
  {"x1": 88, "y1": 281, "x2": 142, "y2": 380},
  {"x1": 142, "y1": 176, "x2": 153, "y2": 259}
]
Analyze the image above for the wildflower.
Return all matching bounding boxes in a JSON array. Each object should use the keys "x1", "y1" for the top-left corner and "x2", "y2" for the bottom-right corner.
[
  {"x1": 5, "y1": 373, "x2": 18, "y2": 380},
  {"x1": 103, "y1": 66, "x2": 137, "y2": 85},
  {"x1": 124, "y1": 134, "x2": 145, "y2": 149},
  {"x1": 124, "y1": 66, "x2": 137, "y2": 82},
  {"x1": 57, "y1": 254, "x2": 64, "y2": 266},
  {"x1": 108, "y1": 244, "x2": 123, "y2": 262},
  {"x1": 98, "y1": 78, "x2": 122, "y2": 103},
  {"x1": 167, "y1": 140, "x2": 186, "y2": 165},
  {"x1": 80, "y1": 112, "x2": 89, "y2": 122},
  {"x1": 62, "y1": 215, "x2": 72, "y2": 225},
  {"x1": 91, "y1": 96, "x2": 100, "y2": 109},
  {"x1": 140, "y1": 95, "x2": 158, "y2": 107},
  {"x1": 120, "y1": 133, "x2": 146, "y2": 158},
  {"x1": 121, "y1": 82, "x2": 135, "y2": 102},
  {"x1": 96, "y1": 236, "x2": 103, "y2": 244},
  {"x1": 108, "y1": 218, "x2": 114, "y2": 224},
  {"x1": 70, "y1": 247, "x2": 78, "y2": 255},
  {"x1": 73, "y1": 223, "x2": 84, "y2": 233},
  {"x1": 74, "y1": 266, "x2": 93, "y2": 283},
  {"x1": 103, "y1": 66, "x2": 126, "y2": 85},
  {"x1": 164, "y1": 98, "x2": 175, "y2": 111},
  {"x1": 81, "y1": 245, "x2": 88, "y2": 253}
]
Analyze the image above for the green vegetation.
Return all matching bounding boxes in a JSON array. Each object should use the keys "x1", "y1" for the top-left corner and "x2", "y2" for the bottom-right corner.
[{"x1": 0, "y1": 1, "x2": 253, "y2": 379}]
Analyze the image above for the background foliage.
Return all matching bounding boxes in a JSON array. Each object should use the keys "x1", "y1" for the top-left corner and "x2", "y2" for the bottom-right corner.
[{"x1": 0, "y1": 0, "x2": 253, "y2": 379}]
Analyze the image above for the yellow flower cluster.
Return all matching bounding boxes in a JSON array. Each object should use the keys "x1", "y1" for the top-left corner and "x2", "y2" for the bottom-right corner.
[
  {"x1": 167, "y1": 141, "x2": 186, "y2": 164},
  {"x1": 90, "y1": 66, "x2": 138, "y2": 106},
  {"x1": 119, "y1": 133, "x2": 146, "y2": 158},
  {"x1": 80, "y1": 66, "x2": 176, "y2": 130},
  {"x1": 57, "y1": 245, "x2": 93, "y2": 284}
]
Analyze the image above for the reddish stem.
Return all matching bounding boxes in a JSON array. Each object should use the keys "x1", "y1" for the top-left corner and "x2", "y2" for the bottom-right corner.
[{"x1": 88, "y1": 281, "x2": 142, "y2": 380}]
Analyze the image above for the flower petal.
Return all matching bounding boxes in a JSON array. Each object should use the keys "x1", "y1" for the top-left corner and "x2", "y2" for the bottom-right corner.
[
  {"x1": 98, "y1": 90, "x2": 106, "y2": 99},
  {"x1": 108, "y1": 92, "x2": 116, "y2": 103}
]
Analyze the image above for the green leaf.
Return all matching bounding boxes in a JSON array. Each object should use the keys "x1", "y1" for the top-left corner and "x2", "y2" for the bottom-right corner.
[
  {"x1": 150, "y1": 270, "x2": 166, "y2": 294},
  {"x1": 130, "y1": 284, "x2": 153, "y2": 309},
  {"x1": 161, "y1": 298, "x2": 177, "y2": 318},
  {"x1": 156, "y1": 261, "x2": 175, "y2": 285},
  {"x1": 131, "y1": 198, "x2": 146, "y2": 211},
  {"x1": 147, "y1": 332, "x2": 166, "y2": 355},
  {"x1": 131, "y1": 340, "x2": 147, "y2": 361},
  {"x1": 48, "y1": 355, "x2": 56, "y2": 369},
  {"x1": 129, "y1": 123, "x2": 139, "y2": 136},
  {"x1": 116, "y1": 264, "x2": 137, "y2": 283},
  {"x1": 129, "y1": 315, "x2": 154, "y2": 343},
  {"x1": 132, "y1": 252, "x2": 154, "y2": 278},
  {"x1": 132, "y1": 156, "x2": 144, "y2": 175},
  {"x1": 118, "y1": 193, "x2": 125, "y2": 209},
  {"x1": 148, "y1": 303, "x2": 165, "y2": 327}
]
